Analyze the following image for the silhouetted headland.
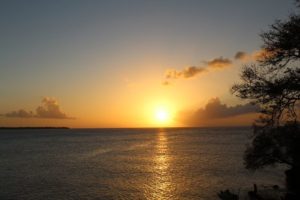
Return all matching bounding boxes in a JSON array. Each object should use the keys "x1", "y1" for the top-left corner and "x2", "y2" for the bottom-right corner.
[{"x1": 0, "y1": 127, "x2": 70, "y2": 129}]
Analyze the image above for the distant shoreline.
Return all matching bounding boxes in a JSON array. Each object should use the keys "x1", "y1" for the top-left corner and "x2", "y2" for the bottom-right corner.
[
  {"x1": 0, "y1": 127, "x2": 70, "y2": 129},
  {"x1": 0, "y1": 126, "x2": 252, "y2": 130}
]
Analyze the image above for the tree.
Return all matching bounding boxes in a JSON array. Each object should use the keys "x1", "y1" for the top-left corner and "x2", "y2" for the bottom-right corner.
[{"x1": 231, "y1": 1, "x2": 300, "y2": 199}]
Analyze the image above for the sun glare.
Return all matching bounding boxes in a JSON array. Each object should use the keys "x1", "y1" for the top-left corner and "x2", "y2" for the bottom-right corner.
[
  {"x1": 155, "y1": 108, "x2": 170, "y2": 123},
  {"x1": 149, "y1": 101, "x2": 176, "y2": 127}
]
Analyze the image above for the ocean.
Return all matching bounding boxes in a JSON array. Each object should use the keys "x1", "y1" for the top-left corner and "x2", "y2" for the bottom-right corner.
[{"x1": 0, "y1": 127, "x2": 285, "y2": 200}]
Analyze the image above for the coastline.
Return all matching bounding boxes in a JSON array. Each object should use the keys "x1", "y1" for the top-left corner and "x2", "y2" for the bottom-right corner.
[{"x1": 0, "y1": 127, "x2": 70, "y2": 129}]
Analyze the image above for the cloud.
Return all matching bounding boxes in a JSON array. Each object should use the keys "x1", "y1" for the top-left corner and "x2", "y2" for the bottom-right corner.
[
  {"x1": 196, "y1": 98, "x2": 259, "y2": 118},
  {"x1": 4, "y1": 109, "x2": 34, "y2": 118},
  {"x1": 162, "y1": 49, "x2": 272, "y2": 85},
  {"x1": 234, "y1": 49, "x2": 275, "y2": 62},
  {"x1": 164, "y1": 56, "x2": 231, "y2": 83},
  {"x1": 252, "y1": 49, "x2": 276, "y2": 61},
  {"x1": 2, "y1": 97, "x2": 74, "y2": 119},
  {"x1": 162, "y1": 80, "x2": 171, "y2": 85},
  {"x1": 179, "y1": 97, "x2": 259, "y2": 126},
  {"x1": 234, "y1": 51, "x2": 248, "y2": 60},
  {"x1": 235, "y1": 50, "x2": 259, "y2": 61},
  {"x1": 165, "y1": 66, "x2": 206, "y2": 79},
  {"x1": 35, "y1": 97, "x2": 72, "y2": 119},
  {"x1": 206, "y1": 57, "x2": 232, "y2": 68}
]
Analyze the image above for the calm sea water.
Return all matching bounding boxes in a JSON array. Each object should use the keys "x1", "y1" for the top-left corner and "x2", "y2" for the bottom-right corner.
[{"x1": 0, "y1": 128, "x2": 285, "y2": 200}]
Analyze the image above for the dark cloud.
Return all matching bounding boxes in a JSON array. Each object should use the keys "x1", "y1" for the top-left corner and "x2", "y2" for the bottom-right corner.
[
  {"x1": 35, "y1": 97, "x2": 72, "y2": 119},
  {"x1": 234, "y1": 51, "x2": 247, "y2": 60},
  {"x1": 4, "y1": 109, "x2": 34, "y2": 118},
  {"x1": 206, "y1": 57, "x2": 232, "y2": 68},
  {"x1": 196, "y1": 98, "x2": 259, "y2": 118},
  {"x1": 179, "y1": 98, "x2": 259, "y2": 126},
  {"x1": 2, "y1": 97, "x2": 74, "y2": 119}
]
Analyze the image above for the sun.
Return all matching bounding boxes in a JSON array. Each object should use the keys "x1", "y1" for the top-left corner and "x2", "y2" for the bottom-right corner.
[
  {"x1": 155, "y1": 108, "x2": 170, "y2": 123},
  {"x1": 149, "y1": 101, "x2": 176, "y2": 126}
]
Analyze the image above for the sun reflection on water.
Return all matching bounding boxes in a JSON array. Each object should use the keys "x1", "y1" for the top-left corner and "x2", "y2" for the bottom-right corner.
[{"x1": 145, "y1": 130, "x2": 177, "y2": 200}]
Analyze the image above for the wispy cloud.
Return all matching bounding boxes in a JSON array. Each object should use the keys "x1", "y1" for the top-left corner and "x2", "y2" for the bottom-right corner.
[
  {"x1": 234, "y1": 49, "x2": 274, "y2": 62},
  {"x1": 165, "y1": 66, "x2": 206, "y2": 79},
  {"x1": 163, "y1": 56, "x2": 232, "y2": 84},
  {"x1": 163, "y1": 49, "x2": 269, "y2": 85},
  {"x1": 206, "y1": 57, "x2": 232, "y2": 68},
  {"x1": 2, "y1": 97, "x2": 74, "y2": 119}
]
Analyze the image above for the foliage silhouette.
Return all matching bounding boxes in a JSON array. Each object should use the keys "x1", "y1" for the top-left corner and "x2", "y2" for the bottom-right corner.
[
  {"x1": 217, "y1": 190, "x2": 239, "y2": 200},
  {"x1": 231, "y1": 1, "x2": 300, "y2": 199}
]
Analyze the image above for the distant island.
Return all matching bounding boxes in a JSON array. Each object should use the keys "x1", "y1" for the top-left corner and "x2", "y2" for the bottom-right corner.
[{"x1": 0, "y1": 127, "x2": 70, "y2": 129}]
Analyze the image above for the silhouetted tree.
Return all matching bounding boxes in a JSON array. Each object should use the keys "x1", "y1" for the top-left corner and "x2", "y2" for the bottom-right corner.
[{"x1": 232, "y1": 1, "x2": 300, "y2": 199}]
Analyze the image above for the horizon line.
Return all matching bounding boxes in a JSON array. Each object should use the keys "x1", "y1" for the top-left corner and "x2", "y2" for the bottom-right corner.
[{"x1": 0, "y1": 125, "x2": 252, "y2": 130}]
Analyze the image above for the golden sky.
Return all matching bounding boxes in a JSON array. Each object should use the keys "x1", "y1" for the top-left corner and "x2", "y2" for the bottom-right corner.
[{"x1": 0, "y1": 1, "x2": 293, "y2": 127}]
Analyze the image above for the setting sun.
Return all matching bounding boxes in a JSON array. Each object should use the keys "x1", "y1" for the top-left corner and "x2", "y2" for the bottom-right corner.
[
  {"x1": 0, "y1": 1, "x2": 295, "y2": 199},
  {"x1": 156, "y1": 109, "x2": 169, "y2": 121},
  {"x1": 145, "y1": 100, "x2": 177, "y2": 127},
  {"x1": 155, "y1": 108, "x2": 170, "y2": 123}
]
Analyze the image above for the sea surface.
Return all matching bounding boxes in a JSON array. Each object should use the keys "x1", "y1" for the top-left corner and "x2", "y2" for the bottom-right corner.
[{"x1": 0, "y1": 127, "x2": 285, "y2": 200}]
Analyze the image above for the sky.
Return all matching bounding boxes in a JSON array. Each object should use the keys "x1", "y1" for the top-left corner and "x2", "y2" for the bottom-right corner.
[{"x1": 0, "y1": 0, "x2": 296, "y2": 128}]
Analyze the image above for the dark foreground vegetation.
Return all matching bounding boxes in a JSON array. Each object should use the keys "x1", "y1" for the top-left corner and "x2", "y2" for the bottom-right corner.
[{"x1": 219, "y1": 1, "x2": 300, "y2": 199}]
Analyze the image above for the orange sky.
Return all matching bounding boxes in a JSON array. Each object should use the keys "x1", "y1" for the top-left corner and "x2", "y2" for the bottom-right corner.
[{"x1": 0, "y1": 1, "x2": 293, "y2": 128}]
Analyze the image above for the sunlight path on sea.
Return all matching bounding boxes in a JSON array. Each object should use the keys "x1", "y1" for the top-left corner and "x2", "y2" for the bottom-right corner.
[{"x1": 144, "y1": 130, "x2": 177, "y2": 200}]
